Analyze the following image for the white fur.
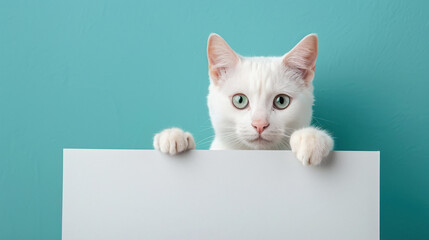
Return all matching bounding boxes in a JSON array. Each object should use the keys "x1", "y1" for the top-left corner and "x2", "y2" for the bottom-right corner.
[
  {"x1": 153, "y1": 128, "x2": 195, "y2": 155},
  {"x1": 154, "y1": 34, "x2": 333, "y2": 166},
  {"x1": 290, "y1": 127, "x2": 333, "y2": 165}
]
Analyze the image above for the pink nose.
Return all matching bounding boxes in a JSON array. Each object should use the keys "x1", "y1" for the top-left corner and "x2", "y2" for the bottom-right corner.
[{"x1": 251, "y1": 120, "x2": 270, "y2": 134}]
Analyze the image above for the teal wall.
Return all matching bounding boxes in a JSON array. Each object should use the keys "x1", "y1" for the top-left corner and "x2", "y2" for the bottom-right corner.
[{"x1": 1, "y1": 0, "x2": 428, "y2": 239}]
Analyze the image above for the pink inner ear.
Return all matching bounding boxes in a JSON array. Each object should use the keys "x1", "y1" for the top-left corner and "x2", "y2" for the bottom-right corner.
[
  {"x1": 208, "y1": 65, "x2": 226, "y2": 80},
  {"x1": 283, "y1": 34, "x2": 318, "y2": 82},
  {"x1": 207, "y1": 34, "x2": 239, "y2": 83}
]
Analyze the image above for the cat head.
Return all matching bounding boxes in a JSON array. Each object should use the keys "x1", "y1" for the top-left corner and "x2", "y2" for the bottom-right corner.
[{"x1": 207, "y1": 33, "x2": 318, "y2": 149}]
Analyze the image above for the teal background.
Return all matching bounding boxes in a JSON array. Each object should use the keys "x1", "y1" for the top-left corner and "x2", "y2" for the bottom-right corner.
[{"x1": 1, "y1": 0, "x2": 428, "y2": 239}]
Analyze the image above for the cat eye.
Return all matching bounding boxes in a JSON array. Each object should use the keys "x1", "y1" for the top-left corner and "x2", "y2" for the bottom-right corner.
[
  {"x1": 273, "y1": 94, "x2": 291, "y2": 110},
  {"x1": 232, "y1": 94, "x2": 249, "y2": 109}
]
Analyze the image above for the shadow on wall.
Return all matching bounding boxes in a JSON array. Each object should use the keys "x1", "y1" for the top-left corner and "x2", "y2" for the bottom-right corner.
[{"x1": 313, "y1": 73, "x2": 384, "y2": 151}]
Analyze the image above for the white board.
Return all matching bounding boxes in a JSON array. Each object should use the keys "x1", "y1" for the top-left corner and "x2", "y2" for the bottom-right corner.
[{"x1": 62, "y1": 149, "x2": 379, "y2": 240}]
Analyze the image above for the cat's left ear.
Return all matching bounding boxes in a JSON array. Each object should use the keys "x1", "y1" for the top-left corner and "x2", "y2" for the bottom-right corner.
[{"x1": 282, "y1": 34, "x2": 318, "y2": 84}]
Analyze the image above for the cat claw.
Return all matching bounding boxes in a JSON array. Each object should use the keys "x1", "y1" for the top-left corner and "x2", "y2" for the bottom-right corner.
[
  {"x1": 153, "y1": 128, "x2": 195, "y2": 155},
  {"x1": 290, "y1": 127, "x2": 333, "y2": 166}
]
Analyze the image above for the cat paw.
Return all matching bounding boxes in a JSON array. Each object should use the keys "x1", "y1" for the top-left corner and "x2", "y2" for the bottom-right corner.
[
  {"x1": 290, "y1": 127, "x2": 333, "y2": 166},
  {"x1": 153, "y1": 128, "x2": 196, "y2": 155}
]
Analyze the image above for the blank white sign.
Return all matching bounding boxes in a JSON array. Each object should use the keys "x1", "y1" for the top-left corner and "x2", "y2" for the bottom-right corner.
[{"x1": 62, "y1": 149, "x2": 379, "y2": 240}]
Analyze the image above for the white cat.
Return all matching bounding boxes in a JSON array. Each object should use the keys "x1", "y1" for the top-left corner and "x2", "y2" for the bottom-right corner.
[{"x1": 153, "y1": 33, "x2": 333, "y2": 165}]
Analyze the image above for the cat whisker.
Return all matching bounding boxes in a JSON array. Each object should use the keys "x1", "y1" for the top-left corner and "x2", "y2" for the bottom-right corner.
[
  {"x1": 312, "y1": 116, "x2": 336, "y2": 124},
  {"x1": 196, "y1": 135, "x2": 215, "y2": 145}
]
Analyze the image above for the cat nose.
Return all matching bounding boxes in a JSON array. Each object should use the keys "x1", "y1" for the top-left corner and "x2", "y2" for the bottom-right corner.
[{"x1": 251, "y1": 120, "x2": 270, "y2": 134}]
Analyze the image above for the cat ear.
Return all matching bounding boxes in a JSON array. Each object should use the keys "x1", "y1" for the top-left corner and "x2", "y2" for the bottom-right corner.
[
  {"x1": 207, "y1": 33, "x2": 239, "y2": 84},
  {"x1": 282, "y1": 34, "x2": 318, "y2": 84}
]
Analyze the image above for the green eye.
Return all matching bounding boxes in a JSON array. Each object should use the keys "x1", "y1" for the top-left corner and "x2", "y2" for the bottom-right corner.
[
  {"x1": 232, "y1": 94, "x2": 249, "y2": 109},
  {"x1": 273, "y1": 94, "x2": 291, "y2": 109}
]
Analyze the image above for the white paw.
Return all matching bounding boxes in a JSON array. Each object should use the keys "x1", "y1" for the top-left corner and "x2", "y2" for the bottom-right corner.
[
  {"x1": 290, "y1": 127, "x2": 334, "y2": 166},
  {"x1": 153, "y1": 128, "x2": 195, "y2": 155}
]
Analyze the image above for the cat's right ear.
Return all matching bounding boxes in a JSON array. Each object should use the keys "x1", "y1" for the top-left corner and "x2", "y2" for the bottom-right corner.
[
  {"x1": 207, "y1": 33, "x2": 239, "y2": 85},
  {"x1": 282, "y1": 34, "x2": 318, "y2": 85}
]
